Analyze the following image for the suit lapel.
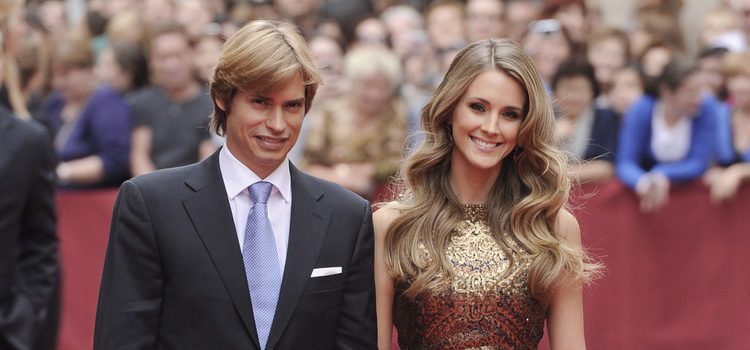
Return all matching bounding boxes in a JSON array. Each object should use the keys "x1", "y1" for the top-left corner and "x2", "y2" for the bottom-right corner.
[
  {"x1": 181, "y1": 152, "x2": 260, "y2": 349},
  {"x1": 266, "y1": 164, "x2": 331, "y2": 350}
]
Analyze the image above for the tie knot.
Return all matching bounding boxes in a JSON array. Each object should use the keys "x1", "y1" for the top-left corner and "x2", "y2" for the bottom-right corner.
[{"x1": 249, "y1": 181, "x2": 273, "y2": 204}]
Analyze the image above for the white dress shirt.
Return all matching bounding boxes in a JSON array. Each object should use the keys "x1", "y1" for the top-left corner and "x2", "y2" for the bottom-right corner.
[
  {"x1": 219, "y1": 145, "x2": 291, "y2": 272},
  {"x1": 651, "y1": 102, "x2": 692, "y2": 163}
]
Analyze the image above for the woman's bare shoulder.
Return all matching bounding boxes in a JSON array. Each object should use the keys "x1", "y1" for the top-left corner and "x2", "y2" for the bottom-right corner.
[{"x1": 555, "y1": 208, "x2": 582, "y2": 247}]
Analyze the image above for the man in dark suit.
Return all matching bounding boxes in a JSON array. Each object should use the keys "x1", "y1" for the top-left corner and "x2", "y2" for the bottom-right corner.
[
  {"x1": 0, "y1": 106, "x2": 59, "y2": 350},
  {"x1": 94, "y1": 20, "x2": 377, "y2": 349}
]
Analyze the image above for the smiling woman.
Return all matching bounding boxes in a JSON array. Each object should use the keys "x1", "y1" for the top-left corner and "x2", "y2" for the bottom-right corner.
[{"x1": 373, "y1": 38, "x2": 601, "y2": 350}]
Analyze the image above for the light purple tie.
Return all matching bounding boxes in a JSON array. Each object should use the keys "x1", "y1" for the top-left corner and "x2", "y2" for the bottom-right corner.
[{"x1": 243, "y1": 181, "x2": 281, "y2": 350}]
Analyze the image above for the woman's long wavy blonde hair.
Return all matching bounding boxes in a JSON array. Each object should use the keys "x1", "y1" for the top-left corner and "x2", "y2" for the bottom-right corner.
[
  {"x1": 0, "y1": 0, "x2": 29, "y2": 118},
  {"x1": 384, "y1": 38, "x2": 598, "y2": 307}
]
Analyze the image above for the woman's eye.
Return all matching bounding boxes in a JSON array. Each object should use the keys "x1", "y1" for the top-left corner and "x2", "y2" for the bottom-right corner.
[
  {"x1": 503, "y1": 111, "x2": 521, "y2": 120},
  {"x1": 251, "y1": 98, "x2": 267, "y2": 106},
  {"x1": 470, "y1": 103, "x2": 486, "y2": 112}
]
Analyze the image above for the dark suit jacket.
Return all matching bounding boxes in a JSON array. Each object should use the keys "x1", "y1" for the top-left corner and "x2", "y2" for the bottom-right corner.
[
  {"x1": 94, "y1": 150, "x2": 377, "y2": 349},
  {"x1": 0, "y1": 107, "x2": 59, "y2": 350}
]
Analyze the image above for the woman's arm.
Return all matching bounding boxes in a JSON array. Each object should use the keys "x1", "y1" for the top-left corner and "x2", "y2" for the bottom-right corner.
[
  {"x1": 547, "y1": 210, "x2": 586, "y2": 350},
  {"x1": 373, "y1": 204, "x2": 400, "y2": 350},
  {"x1": 616, "y1": 97, "x2": 651, "y2": 189}
]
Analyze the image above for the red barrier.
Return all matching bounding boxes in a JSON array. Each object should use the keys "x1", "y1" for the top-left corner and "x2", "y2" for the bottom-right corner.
[
  {"x1": 56, "y1": 189, "x2": 117, "y2": 350},
  {"x1": 572, "y1": 181, "x2": 750, "y2": 350},
  {"x1": 56, "y1": 181, "x2": 750, "y2": 349}
]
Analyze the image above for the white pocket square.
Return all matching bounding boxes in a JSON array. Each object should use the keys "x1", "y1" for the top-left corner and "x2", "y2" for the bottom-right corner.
[{"x1": 310, "y1": 267, "x2": 342, "y2": 278}]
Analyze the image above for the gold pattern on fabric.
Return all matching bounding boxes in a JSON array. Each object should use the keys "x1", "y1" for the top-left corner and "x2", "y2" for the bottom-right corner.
[{"x1": 392, "y1": 205, "x2": 545, "y2": 350}]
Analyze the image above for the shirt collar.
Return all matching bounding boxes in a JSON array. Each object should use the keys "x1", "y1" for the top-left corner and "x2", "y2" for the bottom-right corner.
[{"x1": 219, "y1": 145, "x2": 292, "y2": 203}]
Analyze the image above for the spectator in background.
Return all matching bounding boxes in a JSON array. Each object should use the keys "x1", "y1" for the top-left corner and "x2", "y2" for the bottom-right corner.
[
  {"x1": 700, "y1": 6, "x2": 745, "y2": 52},
  {"x1": 629, "y1": 9, "x2": 684, "y2": 61},
  {"x1": 553, "y1": 58, "x2": 619, "y2": 183},
  {"x1": 275, "y1": 0, "x2": 322, "y2": 38},
  {"x1": 705, "y1": 51, "x2": 750, "y2": 203},
  {"x1": 729, "y1": 0, "x2": 750, "y2": 48},
  {"x1": 140, "y1": 0, "x2": 176, "y2": 31},
  {"x1": 522, "y1": 18, "x2": 572, "y2": 92},
  {"x1": 192, "y1": 23, "x2": 228, "y2": 85},
  {"x1": 176, "y1": 0, "x2": 214, "y2": 43},
  {"x1": 504, "y1": 0, "x2": 542, "y2": 43},
  {"x1": 586, "y1": 26, "x2": 630, "y2": 106},
  {"x1": 617, "y1": 59, "x2": 720, "y2": 212},
  {"x1": 15, "y1": 9, "x2": 52, "y2": 126},
  {"x1": 36, "y1": 0, "x2": 65, "y2": 39},
  {"x1": 319, "y1": 0, "x2": 371, "y2": 43},
  {"x1": 105, "y1": 10, "x2": 146, "y2": 46},
  {"x1": 129, "y1": 22, "x2": 215, "y2": 177},
  {"x1": 635, "y1": 0, "x2": 684, "y2": 15},
  {"x1": 308, "y1": 34, "x2": 346, "y2": 101},
  {"x1": 639, "y1": 40, "x2": 675, "y2": 95},
  {"x1": 95, "y1": 41, "x2": 149, "y2": 98},
  {"x1": 465, "y1": 0, "x2": 504, "y2": 43},
  {"x1": 608, "y1": 64, "x2": 646, "y2": 117},
  {"x1": 696, "y1": 46, "x2": 729, "y2": 100},
  {"x1": 381, "y1": 4, "x2": 424, "y2": 59},
  {"x1": 302, "y1": 46, "x2": 408, "y2": 200},
  {"x1": 400, "y1": 30, "x2": 437, "y2": 131},
  {"x1": 352, "y1": 15, "x2": 390, "y2": 49},
  {"x1": 424, "y1": 0, "x2": 466, "y2": 52},
  {"x1": 46, "y1": 31, "x2": 132, "y2": 188},
  {"x1": 288, "y1": 33, "x2": 347, "y2": 164},
  {"x1": 540, "y1": 0, "x2": 589, "y2": 47}
]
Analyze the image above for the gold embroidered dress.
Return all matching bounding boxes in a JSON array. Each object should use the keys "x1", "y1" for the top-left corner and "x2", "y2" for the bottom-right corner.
[{"x1": 393, "y1": 205, "x2": 545, "y2": 350}]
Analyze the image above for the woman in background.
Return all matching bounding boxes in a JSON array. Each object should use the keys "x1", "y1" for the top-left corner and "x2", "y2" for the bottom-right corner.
[
  {"x1": 302, "y1": 46, "x2": 408, "y2": 199},
  {"x1": 374, "y1": 39, "x2": 599, "y2": 349},
  {"x1": 705, "y1": 52, "x2": 750, "y2": 203},
  {"x1": 553, "y1": 58, "x2": 619, "y2": 183},
  {"x1": 617, "y1": 59, "x2": 721, "y2": 212},
  {"x1": 46, "y1": 31, "x2": 131, "y2": 188}
]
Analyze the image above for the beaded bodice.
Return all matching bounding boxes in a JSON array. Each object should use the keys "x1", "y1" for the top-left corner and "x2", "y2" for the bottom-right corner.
[{"x1": 393, "y1": 205, "x2": 545, "y2": 350}]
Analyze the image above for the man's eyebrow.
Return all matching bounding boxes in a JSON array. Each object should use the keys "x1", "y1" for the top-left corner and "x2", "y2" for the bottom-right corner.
[{"x1": 283, "y1": 97, "x2": 305, "y2": 105}]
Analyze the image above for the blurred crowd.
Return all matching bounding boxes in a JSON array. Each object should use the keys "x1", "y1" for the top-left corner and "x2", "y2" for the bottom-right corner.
[{"x1": 3, "y1": 0, "x2": 750, "y2": 208}]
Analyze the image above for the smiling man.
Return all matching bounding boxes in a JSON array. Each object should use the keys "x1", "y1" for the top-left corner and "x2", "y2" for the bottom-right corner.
[{"x1": 94, "y1": 20, "x2": 376, "y2": 350}]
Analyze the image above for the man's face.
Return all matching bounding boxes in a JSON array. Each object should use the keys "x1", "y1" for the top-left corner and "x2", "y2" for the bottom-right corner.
[
  {"x1": 221, "y1": 73, "x2": 307, "y2": 178},
  {"x1": 149, "y1": 32, "x2": 194, "y2": 90}
]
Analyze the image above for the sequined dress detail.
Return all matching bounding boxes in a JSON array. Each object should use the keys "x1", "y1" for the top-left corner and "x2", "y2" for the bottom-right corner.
[{"x1": 393, "y1": 205, "x2": 545, "y2": 350}]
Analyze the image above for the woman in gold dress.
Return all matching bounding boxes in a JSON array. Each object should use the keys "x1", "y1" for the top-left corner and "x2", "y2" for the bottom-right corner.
[{"x1": 373, "y1": 39, "x2": 600, "y2": 349}]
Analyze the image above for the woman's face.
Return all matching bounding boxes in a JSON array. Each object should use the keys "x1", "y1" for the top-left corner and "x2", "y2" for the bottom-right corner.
[
  {"x1": 587, "y1": 37, "x2": 627, "y2": 86},
  {"x1": 662, "y1": 73, "x2": 702, "y2": 118},
  {"x1": 450, "y1": 69, "x2": 525, "y2": 179},
  {"x1": 608, "y1": 68, "x2": 644, "y2": 115},
  {"x1": 51, "y1": 64, "x2": 95, "y2": 102}
]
